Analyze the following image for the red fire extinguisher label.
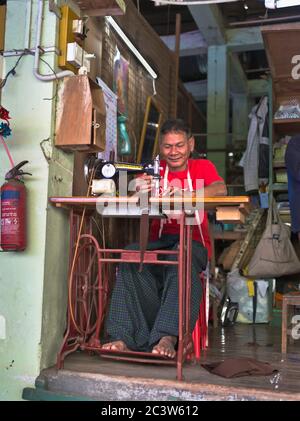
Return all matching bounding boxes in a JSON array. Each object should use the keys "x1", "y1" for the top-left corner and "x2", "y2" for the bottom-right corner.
[
  {"x1": 1, "y1": 191, "x2": 20, "y2": 234},
  {"x1": 1, "y1": 189, "x2": 25, "y2": 250}
]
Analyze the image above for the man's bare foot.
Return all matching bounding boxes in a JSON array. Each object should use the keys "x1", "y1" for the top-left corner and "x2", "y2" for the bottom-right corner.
[
  {"x1": 102, "y1": 340, "x2": 129, "y2": 352},
  {"x1": 152, "y1": 336, "x2": 177, "y2": 359}
]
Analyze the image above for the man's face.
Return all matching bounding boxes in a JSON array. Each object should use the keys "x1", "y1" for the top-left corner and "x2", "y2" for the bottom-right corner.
[{"x1": 159, "y1": 131, "x2": 194, "y2": 172}]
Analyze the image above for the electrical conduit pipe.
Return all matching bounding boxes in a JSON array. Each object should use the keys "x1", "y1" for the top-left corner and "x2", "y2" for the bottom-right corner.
[{"x1": 34, "y1": 0, "x2": 74, "y2": 81}]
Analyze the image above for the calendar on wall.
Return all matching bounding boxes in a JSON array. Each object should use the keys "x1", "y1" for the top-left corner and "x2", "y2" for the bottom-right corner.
[{"x1": 96, "y1": 77, "x2": 118, "y2": 161}]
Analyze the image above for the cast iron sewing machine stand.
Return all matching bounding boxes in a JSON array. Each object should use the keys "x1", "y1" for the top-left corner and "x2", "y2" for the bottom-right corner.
[{"x1": 50, "y1": 195, "x2": 250, "y2": 381}]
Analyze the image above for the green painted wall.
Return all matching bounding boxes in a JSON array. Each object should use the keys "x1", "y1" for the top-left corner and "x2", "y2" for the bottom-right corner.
[{"x1": 0, "y1": 1, "x2": 73, "y2": 400}]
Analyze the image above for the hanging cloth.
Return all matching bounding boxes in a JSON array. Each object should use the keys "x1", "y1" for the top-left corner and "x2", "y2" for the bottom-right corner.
[{"x1": 239, "y1": 96, "x2": 269, "y2": 193}]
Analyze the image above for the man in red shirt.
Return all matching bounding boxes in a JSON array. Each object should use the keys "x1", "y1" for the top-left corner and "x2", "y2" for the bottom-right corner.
[{"x1": 103, "y1": 119, "x2": 227, "y2": 357}]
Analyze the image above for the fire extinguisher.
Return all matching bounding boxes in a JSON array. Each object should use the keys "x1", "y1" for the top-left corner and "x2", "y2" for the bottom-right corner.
[{"x1": 0, "y1": 161, "x2": 31, "y2": 251}]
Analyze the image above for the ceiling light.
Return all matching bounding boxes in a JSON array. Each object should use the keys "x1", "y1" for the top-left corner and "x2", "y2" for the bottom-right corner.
[{"x1": 105, "y1": 16, "x2": 158, "y2": 80}]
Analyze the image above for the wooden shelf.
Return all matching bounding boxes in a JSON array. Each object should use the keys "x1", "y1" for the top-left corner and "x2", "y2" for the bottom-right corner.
[
  {"x1": 272, "y1": 183, "x2": 288, "y2": 192},
  {"x1": 278, "y1": 209, "x2": 290, "y2": 215},
  {"x1": 273, "y1": 118, "x2": 300, "y2": 134},
  {"x1": 213, "y1": 230, "x2": 247, "y2": 241}
]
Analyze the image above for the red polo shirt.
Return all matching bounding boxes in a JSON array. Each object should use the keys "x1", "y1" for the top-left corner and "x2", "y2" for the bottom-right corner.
[{"x1": 150, "y1": 159, "x2": 223, "y2": 258}]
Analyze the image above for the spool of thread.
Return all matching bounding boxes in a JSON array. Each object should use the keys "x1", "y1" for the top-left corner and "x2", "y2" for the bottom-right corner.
[{"x1": 92, "y1": 179, "x2": 116, "y2": 195}]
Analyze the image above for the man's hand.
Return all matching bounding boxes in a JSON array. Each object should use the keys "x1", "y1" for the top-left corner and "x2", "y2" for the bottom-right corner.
[
  {"x1": 203, "y1": 181, "x2": 227, "y2": 197},
  {"x1": 135, "y1": 173, "x2": 154, "y2": 193}
]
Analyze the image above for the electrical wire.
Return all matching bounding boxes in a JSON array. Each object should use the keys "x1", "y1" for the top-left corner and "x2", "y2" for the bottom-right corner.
[
  {"x1": 91, "y1": 216, "x2": 105, "y2": 249},
  {"x1": 0, "y1": 52, "x2": 27, "y2": 90},
  {"x1": 38, "y1": 56, "x2": 59, "y2": 101},
  {"x1": 68, "y1": 167, "x2": 95, "y2": 335},
  {"x1": 0, "y1": 50, "x2": 58, "y2": 101}
]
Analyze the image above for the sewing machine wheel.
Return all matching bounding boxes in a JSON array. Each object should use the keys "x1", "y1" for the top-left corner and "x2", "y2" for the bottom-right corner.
[
  {"x1": 69, "y1": 235, "x2": 101, "y2": 337},
  {"x1": 83, "y1": 155, "x2": 97, "y2": 183}
]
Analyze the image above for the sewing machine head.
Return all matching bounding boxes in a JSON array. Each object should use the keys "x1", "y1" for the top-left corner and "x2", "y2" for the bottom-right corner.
[{"x1": 84, "y1": 155, "x2": 160, "y2": 196}]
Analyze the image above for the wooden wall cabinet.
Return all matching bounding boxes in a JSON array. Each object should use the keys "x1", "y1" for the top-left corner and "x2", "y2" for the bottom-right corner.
[
  {"x1": 262, "y1": 23, "x2": 300, "y2": 195},
  {"x1": 55, "y1": 75, "x2": 106, "y2": 152}
]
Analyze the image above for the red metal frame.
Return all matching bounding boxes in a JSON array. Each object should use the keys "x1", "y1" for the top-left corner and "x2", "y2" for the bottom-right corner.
[
  {"x1": 51, "y1": 195, "x2": 251, "y2": 377},
  {"x1": 55, "y1": 205, "x2": 206, "y2": 381}
]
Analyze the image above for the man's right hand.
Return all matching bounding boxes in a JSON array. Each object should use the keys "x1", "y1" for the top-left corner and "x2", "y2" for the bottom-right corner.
[{"x1": 135, "y1": 173, "x2": 154, "y2": 193}]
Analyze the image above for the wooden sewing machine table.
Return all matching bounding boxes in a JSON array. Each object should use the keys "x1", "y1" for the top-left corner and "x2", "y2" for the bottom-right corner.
[{"x1": 50, "y1": 195, "x2": 250, "y2": 381}]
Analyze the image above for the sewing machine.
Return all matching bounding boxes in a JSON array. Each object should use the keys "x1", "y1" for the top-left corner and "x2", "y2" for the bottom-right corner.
[
  {"x1": 50, "y1": 193, "x2": 251, "y2": 380},
  {"x1": 84, "y1": 155, "x2": 161, "y2": 197}
]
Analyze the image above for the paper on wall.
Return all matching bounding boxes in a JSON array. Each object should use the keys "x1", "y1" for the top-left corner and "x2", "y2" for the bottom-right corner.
[{"x1": 96, "y1": 77, "x2": 118, "y2": 161}]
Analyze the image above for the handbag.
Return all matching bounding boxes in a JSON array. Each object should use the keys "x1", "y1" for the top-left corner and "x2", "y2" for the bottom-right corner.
[{"x1": 246, "y1": 200, "x2": 300, "y2": 278}]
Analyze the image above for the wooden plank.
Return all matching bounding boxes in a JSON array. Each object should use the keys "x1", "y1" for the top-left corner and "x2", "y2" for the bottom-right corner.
[
  {"x1": 189, "y1": 4, "x2": 225, "y2": 46},
  {"x1": 216, "y1": 206, "x2": 246, "y2": 224},
  {"x1": 273, "y1": 118, "x2": 300, "y2": 135},
  {"x1": 49, "y1": 196, "x2": 250, "y2": 206},
  {"x1": 227, "y1": 27, "x2": 263, "y2": 52}
]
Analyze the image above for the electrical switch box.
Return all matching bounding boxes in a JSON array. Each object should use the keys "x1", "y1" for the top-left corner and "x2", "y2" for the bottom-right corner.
[
  {"x1": 72, "y1": 20, "x2": 85, "y2": 37},
  {"x1": 58, "y1": 5, "x2": 82, "y2": 72},
  {"x1": 67, "y1": 42, "x2": 83, "y2": 68}
]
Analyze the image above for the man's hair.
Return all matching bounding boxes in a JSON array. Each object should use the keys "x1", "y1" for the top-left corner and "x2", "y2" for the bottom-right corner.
[{"x1": 160, "y1": 119, "x2": 191, "y2": 141}]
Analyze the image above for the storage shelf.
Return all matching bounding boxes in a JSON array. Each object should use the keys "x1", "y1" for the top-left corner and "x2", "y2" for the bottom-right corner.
[
  {"x1": 272, "y1": 183, "x2": 288, "y2": 191},
  {"x1": 273, "y1": 161, "x2": 286, "y2": 168},
  {"x1": 213, "y1": 230, "x2": 247, "y2": 241},
  {"x1": 273, "y1": 118, "x2": 300, "y2": 134}
]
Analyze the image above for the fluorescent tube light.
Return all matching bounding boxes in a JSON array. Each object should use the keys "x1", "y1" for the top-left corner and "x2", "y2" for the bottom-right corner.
[
  {"x1": 265, "y1": 0, "x2": 300, "y2": 8},
  {"x1": 105, "y1": 16, "x2": 158, "y2": 80},
  {"x1": 152, "y1": 0, "x2": 240, "y2": 5}
]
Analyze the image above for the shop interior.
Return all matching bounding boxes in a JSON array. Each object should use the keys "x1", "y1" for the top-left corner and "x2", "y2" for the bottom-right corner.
[{"x1": 1, "y1": 0, "x2": 300, "y2": 401}]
